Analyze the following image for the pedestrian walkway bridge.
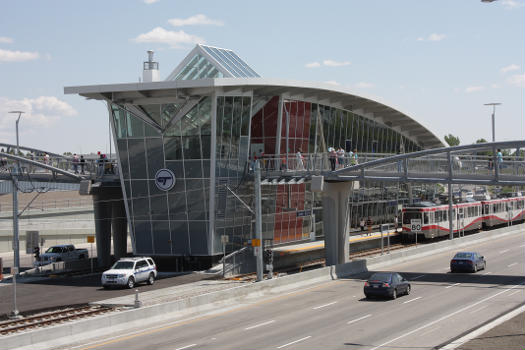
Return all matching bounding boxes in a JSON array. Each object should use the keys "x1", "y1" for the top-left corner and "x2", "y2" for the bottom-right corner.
[
  {"x1": 0, "y1": 143, "x2": 118, "y2": 184},
  {"x1": 1, "y1": 140, "x2": 523, "y2": 187},
  {"x1": 257, "y1": 140, "x2": 524, "y2": 186}
]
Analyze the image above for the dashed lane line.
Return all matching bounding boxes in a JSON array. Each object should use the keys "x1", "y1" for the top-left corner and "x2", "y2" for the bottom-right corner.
[
  {"x1": 244, "y1": 320, "x2": 276, "y2": 330},
  {"x1": 445, "y1": 283, "x2": 461, "y2": 289},
  {"x1": 411, "y1": 275, "x2": 425, "y2": 280},
  {"x1": 175, "y1": 344, "x2": 197, "y2": 350},
  {"x1": 499, "y1": 249, "x2": 510, "y2": 254},
  {"x1": 277, "y1": 336, "x2": 312, "y2": 349},
  {"x1": 312, "y1": 301, "x2": 337, "y2": 310},
  {"x1": 403, "y1": 296, "x2": 422, "y2": 304},
  {"x1": 347, "y1": 314, "x2": 372, "y2": 325},
  {"x1": 507, "y1": 262, "x2": 518, "y2": 268}
]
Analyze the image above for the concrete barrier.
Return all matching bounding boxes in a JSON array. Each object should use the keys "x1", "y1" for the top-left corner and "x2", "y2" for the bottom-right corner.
[{"x1": 6, "y1": 223, "x2": 523, "y2": 350}]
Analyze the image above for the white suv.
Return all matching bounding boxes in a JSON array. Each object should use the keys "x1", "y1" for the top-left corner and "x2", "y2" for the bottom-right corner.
[{"x1": 101, "y1": 257, "x2": 157, "y2": 289}]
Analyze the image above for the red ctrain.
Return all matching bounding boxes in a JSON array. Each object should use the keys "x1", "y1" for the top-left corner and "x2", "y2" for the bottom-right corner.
[{"x1": 402, "y1": 196, "x2": 525, "y2": 239}]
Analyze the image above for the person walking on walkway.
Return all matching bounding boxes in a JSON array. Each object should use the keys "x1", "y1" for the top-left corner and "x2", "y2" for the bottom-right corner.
[
  {"x1": 366, "y1": 216, "x2": 373, "y2": 236},
  {"x1": 296, "y1": 148, "x2": 305, "y2": 170},
  {"x1": 72, "y1": 153, "x2": 79, "y2": 174},
  {"x1": 328, "y1": 147, "x2": 337, "y2": 171},
  {"x1": 360, "y1": 217, "x2": 365, "y2": 232},
  {"x1": 80, "y1": 155, "x2": 86, "y2": 174},
  {"x1": 351, "y1": 149, "x2": 358, "y2": 165},
  {"x1": 336, "y1": 147, "x2": 345, "y2": 168}
]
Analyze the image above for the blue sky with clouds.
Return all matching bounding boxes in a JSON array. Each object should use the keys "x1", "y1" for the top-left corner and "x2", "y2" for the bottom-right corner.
[{"x1": 0, "y1": 0, "x2": 523, "y2": 154}]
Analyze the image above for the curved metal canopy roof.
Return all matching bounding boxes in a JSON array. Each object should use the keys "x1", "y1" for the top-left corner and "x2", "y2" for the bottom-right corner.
[{"x1": 65, "y1": 77, "x2": 444, "y2": 149}]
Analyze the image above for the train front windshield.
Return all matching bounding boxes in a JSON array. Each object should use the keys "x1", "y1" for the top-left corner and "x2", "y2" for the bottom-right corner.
[{"x1": 403, "y1": 211, "x2": 422, "y2": 224}]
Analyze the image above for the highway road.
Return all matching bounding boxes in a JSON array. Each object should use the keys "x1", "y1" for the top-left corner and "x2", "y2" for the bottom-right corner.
[{"x1": 56, "y1": 229, "x2": 524, "y2": 350}]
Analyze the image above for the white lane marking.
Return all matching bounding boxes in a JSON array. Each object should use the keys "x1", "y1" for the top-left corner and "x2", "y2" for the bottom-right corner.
[
  {"x1": 507, "y1": 263, "x2": 518, "y2": 268},
  {"x1": 369, "y1": 283, "x2": 524, "y2": 350},
  {"x1": 469, "y1": 304, "x2": 489, "y2": 314},
  {"x1": 175, "y1": 344, "x2": 197, "y2": 350},
  {"x1": 347, "y1": 314, "x2": 372, "y2": 325},
  {"x1": 403, "y1": 296, "x2": 422, "y2": 304},
  {"x1": 244, "y1": 320, "x2": 275, "y2": 330},
  {"x1": 411, "y1": 275, "x2": 425, "y2": 280},
  {"x1": 277, "y1": 336, "x2": 312, "y2": 349},
  {"x1": 508, "y1": 290, "x2": 521, "y2": 297},
  {"x1": 419, "y1": 325, "x2": 441, "y2": 337},
  {"x1": 312, "y1": 301, "x2": 337, "y2": 310},
  {"x1": 482, "y1": 272, "x2": 492, "y2": 275},
  {"x1": 500, "y1": 249, "x2": 510, "y2": 254},
  {"x1": 445, "y1": 283, "x2": 461, "y2": 289}
]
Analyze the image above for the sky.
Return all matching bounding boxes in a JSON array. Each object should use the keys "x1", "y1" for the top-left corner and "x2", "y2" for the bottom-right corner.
[{"x1": 0, "y1": 0, "x2": 523, "y2": 155}]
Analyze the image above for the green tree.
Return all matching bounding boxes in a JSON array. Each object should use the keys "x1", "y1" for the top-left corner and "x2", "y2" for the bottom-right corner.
[
  {"x1": 444, "y1": 134, "x2": 460, "y2": 146},
  {"x1": 476, "y1": 138, "x2": 488, "y2": 144}
]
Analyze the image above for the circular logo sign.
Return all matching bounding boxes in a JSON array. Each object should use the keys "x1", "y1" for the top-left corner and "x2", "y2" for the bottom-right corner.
[{"x1": 154, "y1": 169, "x2": 176, "y2": 191}]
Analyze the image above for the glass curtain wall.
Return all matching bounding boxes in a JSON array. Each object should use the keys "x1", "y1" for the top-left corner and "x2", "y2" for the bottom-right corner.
[{"x1": 111, "y1": 97, "x2": 212, "y2": 256}]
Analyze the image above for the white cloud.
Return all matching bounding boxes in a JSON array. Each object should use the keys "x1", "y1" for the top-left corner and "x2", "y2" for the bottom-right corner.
[
  {"x1": 0, "y1": 96, "x2": 77, "y2": 135},
  {"x1": 305, "y1": 62, "x2": 321, "y2": 68},
  {"x1": 305, "y1": 60, "x2": 350, "y2": 68},
  {"x1": 168, "y1": 14, "x2": 224, "y2": 27},
  {"x1": 0, "y1": 49, "x2": 39, "y2": 62},
  {"x1": 133, "y1": 27, "x2": 204, "y2": 48},
  {"x1": 143, "y1": 0, "x2": 159, "y2": 4},
  {"x1": 465, "y1": 86, "x2": 485, "y2": 93},
  {"x1": 0, "y1": 36, "x2": 13, "y2": 44},
  {"x1": 500, "y1": 64, "x2": 520, "y2": 73},
  {"x1": 323, "y1": 59, "x2": 351, "y2": 67},
  {"x1": 417, "y1": 33, "x2": 446, "y2": 42},
  {"x1": 491, "y1": 83, "x2": 501, "y2": 89},
  {"x1": 355, "y1": 82, "x2": 374, "y2": 89},
  {"x1": 323, "y1": 80, "x2": 340, "y2": 86},
  {"x1": 506, "y1": 73, "x2": 525, "y2": 87},
  {"x1": 501, "y1": 0, "x2": 524, "y2": 9}
]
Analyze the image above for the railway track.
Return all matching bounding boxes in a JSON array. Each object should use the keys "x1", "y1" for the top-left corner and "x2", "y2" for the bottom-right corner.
[{"x1": 0, "y1": 305, "x2": 116, "y2": 336}]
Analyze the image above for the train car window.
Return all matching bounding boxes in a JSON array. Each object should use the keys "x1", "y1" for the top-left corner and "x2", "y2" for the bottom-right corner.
[
  {"x1": 424, "y1": 213, "x2": 430, "y2": 224},
  {"x1": 436, "y1": 211, "x2": 442, "y2": 222},
  {"x1": 443, "y1": 211, "x2": 447, "y2": 221}
]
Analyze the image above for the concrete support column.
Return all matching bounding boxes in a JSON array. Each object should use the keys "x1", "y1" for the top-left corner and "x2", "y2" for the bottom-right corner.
[
  {"x1": 111, "y1": 199, "x2": 127, "y2": 260},
  {"x1": 93, "y1": 193, "x2": 112, "y2": 267},
  {"x1": 322, "y1": 181, "x2": 354, "y2": 266}
]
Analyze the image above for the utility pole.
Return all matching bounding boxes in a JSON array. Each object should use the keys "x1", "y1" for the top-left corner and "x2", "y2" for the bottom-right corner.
[
  {"x1": 254, "y1": 160, "x2": 263, "y2": 281},
  {"x1": 484, "y1": 103, "x2": 501, "y2": 142},
  {"x1": 8, "y1": 111, "x2": 24, "y2": 271}
]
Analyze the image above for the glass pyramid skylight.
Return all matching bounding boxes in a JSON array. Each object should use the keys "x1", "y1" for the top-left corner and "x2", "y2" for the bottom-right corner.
[{"x1": 166, "y1": 44, "x2": 260, "y2": 81}]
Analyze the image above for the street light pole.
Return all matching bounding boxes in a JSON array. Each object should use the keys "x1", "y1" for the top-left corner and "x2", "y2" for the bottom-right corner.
[
  {"x1": 484, "y1": 103, "x2": 501, "y2": 142},
  {"x1": 8, "y1": 111, "x2": 24, "y2": 272}
]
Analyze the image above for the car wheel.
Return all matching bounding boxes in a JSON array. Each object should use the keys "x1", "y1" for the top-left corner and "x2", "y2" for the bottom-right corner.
[
  {"x1": 103, "y1": 285, "x2": 110, "y2": 290},
  {"x1": 365, "y1": 294, "x2": 370, "y2": 299},
  {"x1": 127, "y1": 277, "x2": 135, "y2": 289},
  {"x1": 147, "y1": 273, "x2": 155, "y2": 285},
  {"x1": 392, "y1": 289, "x2": 397, "y2": 300},
  {"x1": 406, "y1": 285, "x2": 411, "y2": 295},
  {"x1": 473, "y1": 265, "x2": 477, "y2": 273},
  {"x1": 483, "y1": 262, "x2": 486, "y2": 270}
]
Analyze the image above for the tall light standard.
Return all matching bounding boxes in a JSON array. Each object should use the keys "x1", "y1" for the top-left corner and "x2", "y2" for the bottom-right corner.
[
  {"x1": 8, "y1": 111, "x2": 24, "y2": 271},
  {"x1": 8, "y1": 111, "x2": 24, "y2": 318},
  {"x1": 484, "y1": 103, "x2": 501, "y2": 142}
]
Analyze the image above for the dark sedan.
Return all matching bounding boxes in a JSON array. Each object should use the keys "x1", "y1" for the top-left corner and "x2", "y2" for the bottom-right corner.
[
  {"x1": 450, "y1": 252, "x2": 486, "y2": 273},
  {"x1": 364, "y1": 272, "x2": 411, "y2": 299}
]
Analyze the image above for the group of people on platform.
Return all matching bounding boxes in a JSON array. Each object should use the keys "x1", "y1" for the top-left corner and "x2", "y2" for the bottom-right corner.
[{"x1": 328, "y1": 147, "x2": 358, "y2": 171}]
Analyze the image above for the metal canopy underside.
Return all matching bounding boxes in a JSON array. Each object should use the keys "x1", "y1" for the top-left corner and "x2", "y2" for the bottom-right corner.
[{"x1": 64, "y1": 78, "x2": 444, "y2": 149}]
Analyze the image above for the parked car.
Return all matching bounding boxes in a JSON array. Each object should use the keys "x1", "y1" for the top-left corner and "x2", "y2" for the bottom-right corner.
[
  {"x1": 450, "y1": 252, "x2": 486, "y2": 273},
  {"x1": 364, "y1": 272, "x2": 411, "y2": 299},
  {"x1": 34, "y1": 244, "x2": 88, "y2": 266},
  {"x1": 101, "y1": 257, "x2": 157, "y2": 289}
]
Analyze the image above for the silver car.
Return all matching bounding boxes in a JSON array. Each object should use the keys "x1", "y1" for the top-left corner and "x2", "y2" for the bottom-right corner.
[{"x1": 101, "y1": 257, "x2": 157, "y2": 289}]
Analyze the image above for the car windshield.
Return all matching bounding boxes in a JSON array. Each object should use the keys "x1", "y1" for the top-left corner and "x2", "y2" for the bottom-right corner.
[
  {"x1": 45, "y1": 247, "x2": 62, "y2": 253},
  {"x1": 454, "y1": 252, "x2": 473, "y2": 259},
  {"x1": 111, "y1": 261, "x2": 134, "y2": 269},
  {"x1": 368, "y1": 273, "x2": 392, "y2": 282}
]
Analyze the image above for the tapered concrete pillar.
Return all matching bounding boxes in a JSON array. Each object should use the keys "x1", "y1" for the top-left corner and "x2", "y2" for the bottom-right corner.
[
  {"x1": 93, "y1": 193, "x2": 112, "y2": 267},
  {"x1": 112, "y1": 199, "x2": 127, "y2": 260},
  {"x1": 322, "y1": 181, "x2": 354, "y2": 266}
]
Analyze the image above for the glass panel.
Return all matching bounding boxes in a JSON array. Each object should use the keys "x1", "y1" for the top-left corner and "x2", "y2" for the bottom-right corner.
[
  {"x1": 127, "y1": 139, "x2": 147, "y2": 179},
  {"x1": 134, "y1": 221, "x2": 153, "y2": 254},
  {"x1": 126, "y1": 111, "x2": 144, "y2": 138},
  {"x1": 150, "y1": 193, "x2": 169, "y2": 221},
  {"x1": 182, "y1": 135, "x2": 201, "y2": 159},
  {"x1": 170, "y1": 221, "x2": 189, "y2": 254},
  {"x1": 164, "y1": 136, "x2": 182, "y2": 160},
  {"x1": 146, "y1": 138, "x2": 164, "y2": 178},
  {"x1": 152, "y1": 221, "x2": 171, "y2": 254},
  {"x1": 116, "y1": 139, "x2": 129, "y2": 179},
  {"x1": 184, "y1": 160, "x2": 203, "y2": 178},
  {"x1": 188, "y1": 222, "x2": 209, "y2": 254},
  {"x1": 138, "y1": 105, "x2": 162, "y2": 127},
  {"x1": 112, "y1": 106, "x2": 127, "y2": 139}
]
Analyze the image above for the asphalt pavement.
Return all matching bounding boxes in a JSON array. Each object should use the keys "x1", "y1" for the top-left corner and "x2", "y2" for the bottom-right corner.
[{"x1": 49, "y1": 228, "x2": 524, "y2": 350}]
